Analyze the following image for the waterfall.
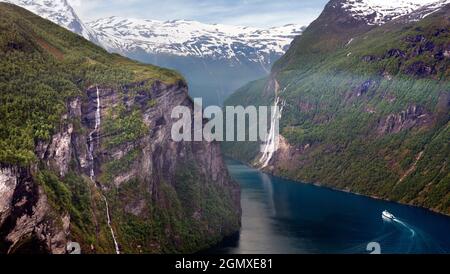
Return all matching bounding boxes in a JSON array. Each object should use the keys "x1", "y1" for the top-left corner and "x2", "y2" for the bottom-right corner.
[
  {"x1": 104, "y1": 196, "x2": 121, "y2": 254},
  {"x1": 88, "y1": 87, "x2": 101, "y2": 180},
  {"x1": 259, "y1": 96, "x2": 285, "y2": 169},
  {"x1": 88, "y1": 87, "x2": 121, "y2": 254}
]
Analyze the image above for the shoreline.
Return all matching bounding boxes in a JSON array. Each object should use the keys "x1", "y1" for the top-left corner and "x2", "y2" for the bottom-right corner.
[{"x1": 224, "y1": 157, "x2": 450, "y2": 219}]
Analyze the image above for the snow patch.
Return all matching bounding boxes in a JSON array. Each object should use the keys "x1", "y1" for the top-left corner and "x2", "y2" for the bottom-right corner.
[
  {"x1": 1, "y1": 0, "x2": 98, "y2": 41},
  {"x1": 341, "y1": 0, "x2": 450, "y2": 25}
]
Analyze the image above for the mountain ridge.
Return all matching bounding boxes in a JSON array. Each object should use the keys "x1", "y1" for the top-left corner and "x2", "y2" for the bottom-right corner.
[
  {"x1": 0, "y1": 0, "x2": 306, "y2": 106},
  {"x1": 341, "y1": 0, "x2": 450, "y2": 25},
  {"x1": 1, "y1": 0, "x2": 305, "y2": 65},
  {"x1": 223, "y1": 1, "x2": 450, "y2": 215},
  {"x1": 89, "y1": 16, "x2": 304, "y2": 64},
  {"x1": 1, "y1": 0, "x2": 99, "y2": 42}
]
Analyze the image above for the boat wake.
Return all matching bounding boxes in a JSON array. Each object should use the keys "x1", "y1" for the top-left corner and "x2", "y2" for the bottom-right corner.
[
  {"x1": 381, "y1": 211, "x2": 415, "y2": 238},
  {"x1": 392, "y1": 218, "x2": 416, "y2": 238},
  {"x1": 383, "y1": 217, "x2": 447, "y2": 253},
  {"x1": 345, "y1": 211, "x2": 420, "y2": 253}
]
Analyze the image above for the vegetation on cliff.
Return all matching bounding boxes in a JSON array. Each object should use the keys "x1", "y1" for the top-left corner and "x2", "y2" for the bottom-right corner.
[
  {"x1": 223, "y1": 5, "x2": 449, "y2": 214},
  {"x1": 0, "y1": 2, "x2": 181, "y2": 166},
  {"x1": 0, "y1": 3, "x2": 239, "y2": 254}
]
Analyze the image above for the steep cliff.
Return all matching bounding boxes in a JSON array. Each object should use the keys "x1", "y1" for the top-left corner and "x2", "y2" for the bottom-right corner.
[
  {"x1": 0, "y1": 3, "x2": 240, "y2": 254},
  {"x1": 224, "y1": 1, "x2": 449, "y2": 215}
]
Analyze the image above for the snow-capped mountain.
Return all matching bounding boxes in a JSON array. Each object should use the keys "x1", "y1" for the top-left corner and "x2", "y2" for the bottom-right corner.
[
  {"x1": 86, "y1": 17, "x2": 304, "y2": 105},
  {"x1": 341, "y1": 0, "x2": 450, "y2": 25},
  {"x1": 2, "y1": 0, "x2": 305, "y2": 105},
  {"x1": 4, "y1": 0, "x2": 447, "y2": 106},
  {"x1": 1, "y1": 0, "x2": 99, "y2": 42},
  {"x1": 89, "y1": 17, "x2": 304, "y2": 64}
]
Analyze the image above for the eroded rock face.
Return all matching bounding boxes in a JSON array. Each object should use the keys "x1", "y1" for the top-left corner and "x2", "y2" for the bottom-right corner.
[
  {"x1": 405, "y1": 61, "x2": 435, "y2": 77},
  {"x1": 377, "y1": 105, "x2": 433, "y2": 135},
  {"x1": 41, "y1": 124, "x2": 73, "y2": 177},
  {"x1": 345, "y1": 79, "x2": 379, "y2": 101},
  {"x1": 0, "y1": 167, "x2": 17, "y2": 226},
  {"x1": 0, "y1": 167, "x2": 68, "y2": 254},
  {"x1": 1, "y1": 80, "x2": 240, "y2": 254},
  {"x1": 89, "y1": 81, "x2": 240, "y2": 232},
  {"x1": 0, "y1": 99, "x2": 79, "y2": 254},
  {"x1": 141, "y1": 82, "x2": 235, "y2": 188},
  {"x1": 35, "y1": 98, "x2": 81, "y2": 177}
]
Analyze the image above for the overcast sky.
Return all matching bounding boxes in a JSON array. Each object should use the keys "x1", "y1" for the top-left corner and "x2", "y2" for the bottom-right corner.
[{"x1": 68, "y1": 0, "x2": 328, "y2": 28}]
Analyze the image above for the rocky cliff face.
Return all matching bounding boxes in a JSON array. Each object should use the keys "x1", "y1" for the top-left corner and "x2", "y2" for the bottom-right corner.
[
  {"x1": 0, "y1": 3, "x2": 241, "y2": 254},
  {"x1": 0, "y1": 80, "x2": 240, "y2": 254},
  {"x1": 377, "y1": 105, "x2": 433, "y2": 135},
  {"x1": 0, "y1": 166, "x2": 69, "y2": 254}
]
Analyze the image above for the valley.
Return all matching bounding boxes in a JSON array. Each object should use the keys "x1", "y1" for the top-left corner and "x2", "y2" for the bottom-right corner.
[
  {"x1": 223, "y1": 0, "x2": 450, "y2": 216},
  {"x1": 0, "y1": 0, "x2": 449, "y2": 255},
  {"x1": 1, "y1": 0, "x2": 304, "y2": 106},
  {"x1": 209, "y1": 159, "x2": 450, "y2": 254}
]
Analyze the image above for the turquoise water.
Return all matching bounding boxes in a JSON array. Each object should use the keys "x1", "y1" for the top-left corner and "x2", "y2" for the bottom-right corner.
[{"x1": 210, "y1": 159, "x2": 450, "y2": 254}]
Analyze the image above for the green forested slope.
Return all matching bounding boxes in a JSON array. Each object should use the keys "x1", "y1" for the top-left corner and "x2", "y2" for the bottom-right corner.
[
  {"x1": 0, "y1": 3, "x2": 239, "y2": 254},
  {"x1": 224, "y1": 4, "x2": 450, "y2": 214},
  {"x1": 0, "y1": 2, "x2": 181, "y2": 166}
]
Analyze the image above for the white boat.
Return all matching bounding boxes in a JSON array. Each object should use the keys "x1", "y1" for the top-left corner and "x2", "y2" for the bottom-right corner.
[{"x1": 382, "y1": 210, "x2": 395, "y2": 220}]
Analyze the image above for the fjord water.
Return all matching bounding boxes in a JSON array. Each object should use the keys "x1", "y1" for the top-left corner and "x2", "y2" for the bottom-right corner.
[{"x1": 210, "y1": 159, "x2": 450, "y2": 254}]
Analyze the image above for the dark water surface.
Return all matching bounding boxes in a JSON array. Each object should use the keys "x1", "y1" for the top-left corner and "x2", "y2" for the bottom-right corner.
[{"x1": 209, "y1": 159, "x2": 450, "y2": 254}]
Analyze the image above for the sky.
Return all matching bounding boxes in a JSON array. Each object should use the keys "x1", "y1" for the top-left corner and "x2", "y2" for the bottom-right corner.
[{"x1": 68, "y1": 0, "x2": 329, "y2": 28}]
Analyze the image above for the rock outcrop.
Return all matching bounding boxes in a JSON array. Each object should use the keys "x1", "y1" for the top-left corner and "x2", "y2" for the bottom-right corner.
[
  {"x1": 377, "y1": 105, "x2": 433, "y2": 135},
  {"x1": 0, "y1": 3, "x2": 240, "y2": 254},
  {"x1": 0, "y1": 166, "x2": 69, "y2": 254},
  {"x1": 0, "y1": 80, "x2": 241, "y2": 254}
]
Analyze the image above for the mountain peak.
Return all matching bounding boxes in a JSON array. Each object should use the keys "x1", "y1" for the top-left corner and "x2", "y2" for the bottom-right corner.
[
  {"x1": 1, "y1": 0, "x2": 99, "y2": 42},
  {"x1": 1, "y1": 0, "x2": 304, "y2": 65},
  {"x1": 340, "y1": 0, "x2": 450, "y2": 25}
]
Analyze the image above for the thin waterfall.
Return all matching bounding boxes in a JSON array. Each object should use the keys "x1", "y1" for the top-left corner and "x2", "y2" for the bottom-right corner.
[
  {"x1": 259, "y1": 96, "x2": 285, "y2": 169},
  {"x1": 103, "y1": 196, "x2": 120, "y2": 253},
  {"x1": 88, "y1": 86, "x2": 121, "y2": 254}
]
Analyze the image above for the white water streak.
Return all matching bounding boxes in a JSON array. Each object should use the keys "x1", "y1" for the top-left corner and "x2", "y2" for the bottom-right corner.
[
  {"x1": 88, "y1": 87, "x2": 121, "y2": 254},
  {"x1": 104, "y1": 196, "x2": 120, "y2": 254},
  {"x1": 259, "y1": 97, "x2": 284, "y2": 169},
  {"x1": 394, "y1": 219, "x2": 416, "y2": 238}
]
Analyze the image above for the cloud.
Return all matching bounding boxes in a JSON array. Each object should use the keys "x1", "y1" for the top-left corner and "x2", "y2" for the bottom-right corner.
[{"x1": 68, "y1": 0, "x2": 327, "y2": 27}]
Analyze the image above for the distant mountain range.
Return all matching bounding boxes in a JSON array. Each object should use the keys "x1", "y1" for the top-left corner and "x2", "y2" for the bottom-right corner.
[
  {"x1": 89, "y1": 17, "x2": 304, "y2": 105},
  {"x1": 89, "y1": 17, "x2": 303, "y2": 64},
  {"x1": 1, "y1": 0, "x2": 304, "y2": 105}
]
